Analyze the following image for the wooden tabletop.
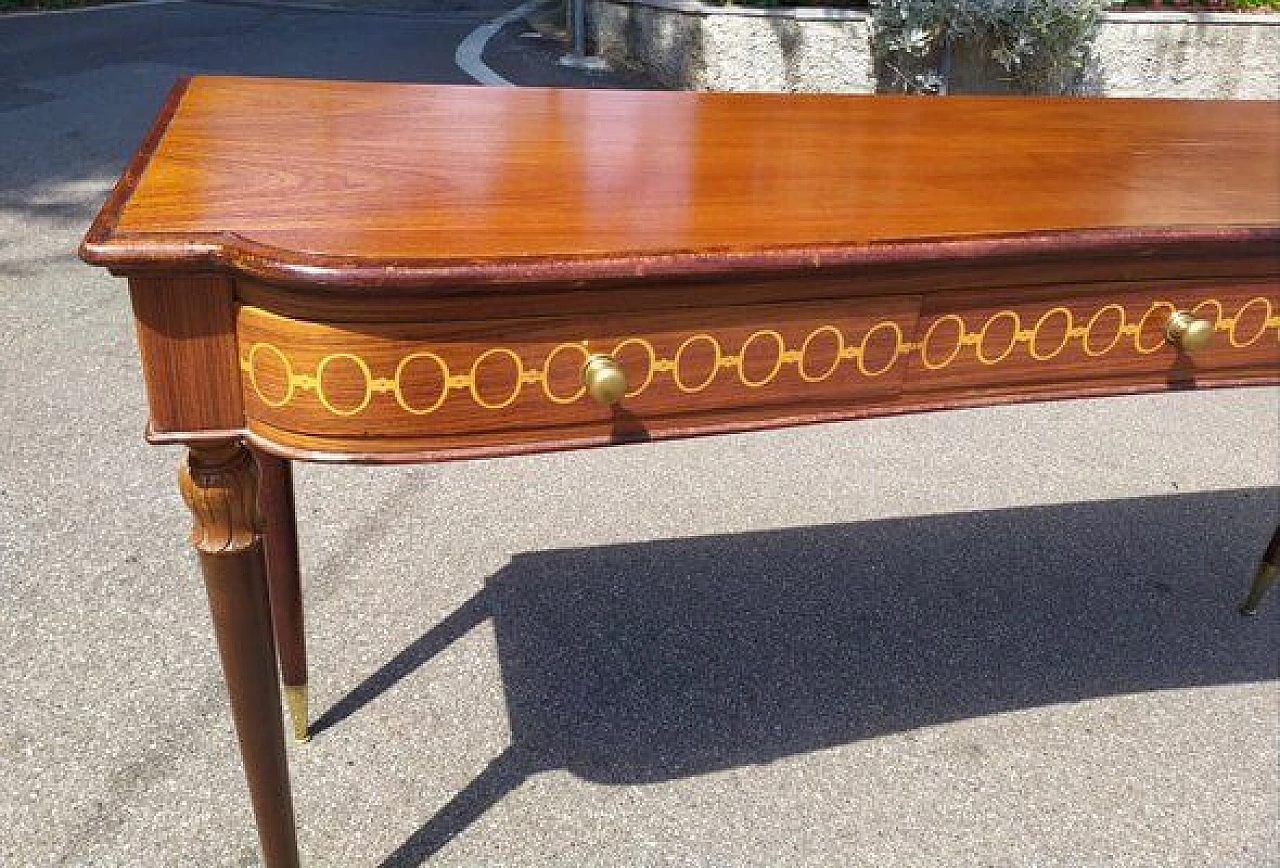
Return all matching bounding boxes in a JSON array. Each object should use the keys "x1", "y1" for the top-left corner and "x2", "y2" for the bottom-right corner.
[{"x1": 82, "y1": 76, "x2": 1280, "y2": 285}]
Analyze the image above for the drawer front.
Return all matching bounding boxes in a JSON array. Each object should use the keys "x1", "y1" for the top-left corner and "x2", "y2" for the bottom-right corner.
[
  {"x1": 906, "y1": 282, "x2": 1280, "y2": 397},
  {"x1": 237, "y1": 296, "x2": 922, "y2": 444}
]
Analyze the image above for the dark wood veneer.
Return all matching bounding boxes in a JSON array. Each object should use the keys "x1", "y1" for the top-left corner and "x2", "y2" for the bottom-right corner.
[
  {"x1": 230, "y1": 280, "x2": 1279, "y2": 460},
  {"x1": 97, "y1": 78, "x2": 1280, "y2": 464},
  {"x1": 82, "y1": 77, "x2": 1280, "y2": 290},
  {"x1": 238, "y1": 372, "x2": 1278, "y2": 466},
  {"x1": 79, "y1": 77, "x2": 1280, "y2": 867},
  {"x1": 129, "y1": 274, "x2": 243, "y2": 435}
]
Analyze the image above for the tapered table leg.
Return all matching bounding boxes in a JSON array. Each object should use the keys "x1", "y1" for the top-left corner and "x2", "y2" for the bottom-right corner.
[
  {"x1": 257, "y1": 451, "x2": 310, "y2": 744},
  {"x1": 1240, "y1": 523, "x2": 1280, "y2": 615},
  {"x1": 181, "y1": 443, "x2": 301, "y2": 868}
]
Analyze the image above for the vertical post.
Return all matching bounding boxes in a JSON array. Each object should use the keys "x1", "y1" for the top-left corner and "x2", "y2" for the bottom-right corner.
[
  {"x1": 257, "y1": 451, "x2": 310, "y2": 743},
  {"x1": 559, "y1": 0, "x2": 609, "y2": 70},
  {"x1": 571, "y1": 0, "x2": 586, "y2": 59},
  {"x1": 180, "y1": 443, "x2": 301, "y2": 868}
]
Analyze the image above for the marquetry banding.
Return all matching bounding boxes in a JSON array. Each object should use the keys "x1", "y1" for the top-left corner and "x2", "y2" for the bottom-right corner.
[
  {"x1": 1134, "y1": 301, "x2": 1178, "y2": 354},
  {"x1": 976, "y1": 310, "x2": 1021, "y2": 365},
  {"x1": 392, "y1": 352, "x2": 451, "y2": 415},
  {"x1": 1229, "y1": 297, "x2": 1273, "y2": 348},
  {"x1": 469, "y1": 348, "x2": 525, "y2": 410},
  {"x1": 796, "y1": 325, "x2": 845, "y2": 383},
  {"x1": 314, "y1": 353, "x2": 373, "y2": 416},
  {"x1": 856, "y1": 320, "x2": 905, "y2": 378},
  {"x1": 238, "y1": 294, "x2": 1279, "y2": 422},
  {"x1": 672, "y1": 334, "x2": 723, "y2": 394},
  {"x1": 920, "y1": 314, "x2": 967, "y2": 371},
  {"x1": 248, "y1": 342, "x2": 296, "y2": 409},
  {"x1": 1028, "y1": 307, "x2": 1074, "y2": 361},
  {"x1": 610, "y1": 337, "x2": 659, "y2": 398},
  {"x1": 1082, "y1": 304, "x2": 1126, "y2": 357},
  {"x1": 737, "y1": 330, "x2": 787, "y2": 388},
  {"x1": 541, "y1": 342, "x2": 591, "y2": 404}
]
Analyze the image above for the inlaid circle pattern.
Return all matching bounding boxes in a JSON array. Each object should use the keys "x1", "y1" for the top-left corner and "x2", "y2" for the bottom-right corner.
[{"x1": 241, "y1": 296, "x2": 1280, "y2": 418}]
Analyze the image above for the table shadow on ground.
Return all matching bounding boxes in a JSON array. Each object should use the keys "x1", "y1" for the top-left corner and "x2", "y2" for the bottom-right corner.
[{"x1": 313, "y1": 487, "x2": 1280, "y2": 866}]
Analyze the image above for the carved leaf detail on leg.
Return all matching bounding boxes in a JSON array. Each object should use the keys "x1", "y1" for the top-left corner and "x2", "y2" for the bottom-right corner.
[{"x1": 179, "y1": 443, "x2": 261, "y2": 555}]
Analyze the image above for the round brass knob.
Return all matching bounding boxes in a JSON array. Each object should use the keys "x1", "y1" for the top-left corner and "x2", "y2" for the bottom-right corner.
[
  {"x1": 582, "y1": 353, "x2": 628, "y2": 406},
  {"x1": 1165, "y1": 310, "x2": 1214, "y2": 353}
]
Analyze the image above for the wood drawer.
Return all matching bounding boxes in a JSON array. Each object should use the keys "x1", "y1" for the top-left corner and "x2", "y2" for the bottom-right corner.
[
  {"x1": 906, "y1": 282, "x2": 1279, "y2": 399},
  {"x1": 235, "y1": 280, "x2": 1278, "y2": 459},
  {"x1": 237, "y1": 296, "x2": 921, "y2": 448}
]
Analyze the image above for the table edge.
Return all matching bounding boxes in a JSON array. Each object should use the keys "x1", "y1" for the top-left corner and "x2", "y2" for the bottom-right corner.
[
  {"x1": 80, "y1": 75, "x2": 193, "y2": 272},
  {"x1": 77, "y1": 76, "x2": 1280, "y2": 288},
  {"x1": 79, "y1": 224, "x2": 1280, "y2": 290}
]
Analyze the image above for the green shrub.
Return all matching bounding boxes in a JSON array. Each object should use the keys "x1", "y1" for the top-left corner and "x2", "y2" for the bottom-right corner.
[{"x1": 871, "y1": 0, "x2": 1110, "y2": 93}]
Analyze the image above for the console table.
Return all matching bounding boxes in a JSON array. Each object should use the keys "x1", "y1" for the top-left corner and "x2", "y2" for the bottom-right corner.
[{"x1": 80, "y1": 76, "x2": 1279, "y2": 866}]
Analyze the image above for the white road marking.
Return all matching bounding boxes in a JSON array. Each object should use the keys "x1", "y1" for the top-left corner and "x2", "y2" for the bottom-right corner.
[{"x1": 454, "y1": 0, "x2": 549, "y2": 87}]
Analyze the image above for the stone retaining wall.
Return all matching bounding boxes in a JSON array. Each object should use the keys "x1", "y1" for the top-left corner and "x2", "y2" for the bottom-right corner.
[{"x1": 589, "y1": 0, "x2": 1279, "y2": 97}]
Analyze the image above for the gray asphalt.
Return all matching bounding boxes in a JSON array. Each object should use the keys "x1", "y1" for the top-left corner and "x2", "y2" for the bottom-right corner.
[{"x1": 1, "y1": 3, "x2": 1277, "y2": 866}]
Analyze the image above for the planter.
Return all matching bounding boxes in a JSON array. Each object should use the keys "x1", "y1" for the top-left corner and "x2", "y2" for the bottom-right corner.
[{"x1": 589, "y1": 0, "x2": 1280, "y2": 97}]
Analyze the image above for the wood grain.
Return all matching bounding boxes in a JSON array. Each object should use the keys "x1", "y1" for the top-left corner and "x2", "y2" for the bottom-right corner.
[
  {"x1": 233, "y1": 248, "x2": 1280, "y2": 323},
  {"x1": 243, "y1": 375, "x2": 1279, "y2": 465},
  {"x1": 129, "y1": 275, "x2": 243, "y2": 434},
  {"x1": 79, "y1": 77, "x2": 192, "y2": 276},
  {"x1": 904, "y1": 282, "x2": 1280, "y2": 398},
  {"x1": 232, "y1": 279, "x2": 1279, "y2": 460},
  {"x1": 236, "y1": 297, "x2": 921, "y2": 440},
  {"x1": 181, "y1": 444, "x2": 300, "y2": 868},
  {"x1": 255, "y1": 451, "x2": 306, "y2": 690},
  {"x1": 84, "y1": 78, "x2": 1280, "y2": 467},
  {"x1": 84, "y1": 79, "x2": 1280, "y2": 867},
  {"x1": 81, "y1": 77, "x2": 1280, "y2": 288}
]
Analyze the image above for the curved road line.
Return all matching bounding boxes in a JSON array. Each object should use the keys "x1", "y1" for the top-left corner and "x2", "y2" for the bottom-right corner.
[{"x1": 455, "y1": 0, "x2": 548, "y2": 86}]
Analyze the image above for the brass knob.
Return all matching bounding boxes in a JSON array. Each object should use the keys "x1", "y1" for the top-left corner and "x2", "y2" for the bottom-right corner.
[
  {"x1": 582, "y1": 353, "x2": 628, "y2": 406},
  {"x1": 1165, "y1": 310, "x2": 1214, "y2": 353}
]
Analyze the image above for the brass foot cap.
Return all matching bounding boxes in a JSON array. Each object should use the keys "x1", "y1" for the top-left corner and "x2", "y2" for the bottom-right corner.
[{"x1": 283, "y1": 684, "x2": 310, "y2": 745}]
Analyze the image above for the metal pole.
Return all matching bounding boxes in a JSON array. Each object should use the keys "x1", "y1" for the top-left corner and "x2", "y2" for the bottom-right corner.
[
  {"x1": 571, "y1": 0, "x2": 586, "y2": 58},
  {"x1": 559, "y1": 0, "x2": 609, "y2": 70}
]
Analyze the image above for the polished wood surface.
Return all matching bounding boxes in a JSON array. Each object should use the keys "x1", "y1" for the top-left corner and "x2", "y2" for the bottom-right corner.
[
  {"x1": 180, "y1": 444, "x2": 299, "y2": 868},
  {"x1": 236, "y1": 295, "x2": 919, "y2": 436},
  {"x1": 232, "y1": 280, "x2": 1278, "y2": 459},
  {"x1": 79, "y1": 78, "x2": 1280, "y2": 865},
  {"x1": 81, "y1": 76, "x2": 1280, "y2": 286},
  {"x1": 129, "y1": 275, "x2": 242, "y2": 435},
  {"x1": 904, "y1": 281, "x2": 1277, "y2": 398},
  {"x1": 256, "y1": 452, "x2": 306, "y2": 691},
  {"x1": 85, "y1": 78, "x2": 1278, "y2": 462}
]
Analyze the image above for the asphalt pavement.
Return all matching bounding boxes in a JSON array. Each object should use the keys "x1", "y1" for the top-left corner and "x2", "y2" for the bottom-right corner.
[{"x1": 1, "y1": 3, "x2": 1277, "y2": 866}]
